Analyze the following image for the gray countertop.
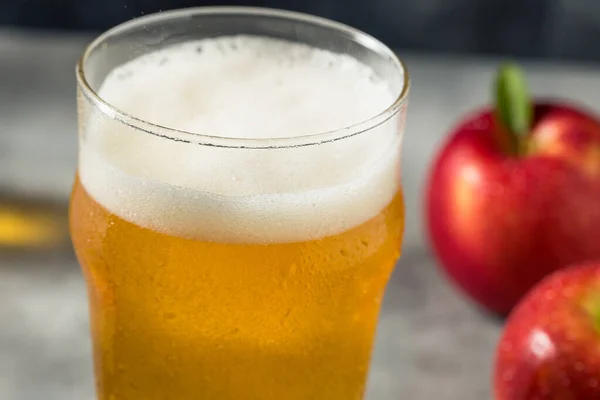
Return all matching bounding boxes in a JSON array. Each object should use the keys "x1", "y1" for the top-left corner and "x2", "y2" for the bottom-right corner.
[{"x1": 1, "y1": 29, "x2": 600, "y2": 400}]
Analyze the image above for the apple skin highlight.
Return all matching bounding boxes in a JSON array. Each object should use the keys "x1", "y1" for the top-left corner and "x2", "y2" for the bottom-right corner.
[
  {"x1": 425, "y1": 65, "x2": 600, "y2": 316},
  {"x1": 494, "y1": 263, "x2": 600, "y2": 399}
]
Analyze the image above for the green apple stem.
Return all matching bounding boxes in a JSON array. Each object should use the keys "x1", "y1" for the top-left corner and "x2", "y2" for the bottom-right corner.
[{"x1": 494, "y1": 62, "x2": 533, "y2": 156}]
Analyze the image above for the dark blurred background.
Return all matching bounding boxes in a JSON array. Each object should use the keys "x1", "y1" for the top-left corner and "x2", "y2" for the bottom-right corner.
[{"x1": 2, "y1": 0, "x2": 600, "y2": 61}]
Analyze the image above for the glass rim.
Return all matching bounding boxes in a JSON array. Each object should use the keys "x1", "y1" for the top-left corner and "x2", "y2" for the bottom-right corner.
[{"x1": 76, "y1": 6, "x2": 410, "y2": 149}]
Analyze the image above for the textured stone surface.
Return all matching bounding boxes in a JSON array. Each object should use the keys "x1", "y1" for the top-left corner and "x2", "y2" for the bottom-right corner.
[{"x1": 1, "y1": 29, "x2": 600, "y2": 400}]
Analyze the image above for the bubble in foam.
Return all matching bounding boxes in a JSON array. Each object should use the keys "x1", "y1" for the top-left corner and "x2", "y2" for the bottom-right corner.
[
  {"x1": 80, "y1": 35, "x2": 404, "y2": 243},
  {"x1": 98, "y1": 35, "x2": 395, "y2": 139}
]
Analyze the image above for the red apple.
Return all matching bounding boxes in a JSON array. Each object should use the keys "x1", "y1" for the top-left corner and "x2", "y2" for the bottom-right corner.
[
  {"x1": 495, "y1": 263, "x2": 600, "y2": 399},
  {"x1": 426, "y1": 63, "x2": 600, "y2": 315}
]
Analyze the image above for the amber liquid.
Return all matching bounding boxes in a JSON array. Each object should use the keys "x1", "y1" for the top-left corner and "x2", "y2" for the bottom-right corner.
[
  {"x1": 0, "y1": 195, "x2": 69, "y2": 251},
  {"x1": 70, "y1": 177, "x2": 404, "y2": 400}
]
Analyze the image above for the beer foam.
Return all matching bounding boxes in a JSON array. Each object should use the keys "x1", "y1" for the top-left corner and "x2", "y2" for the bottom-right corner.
[{"x1": 79, "y1": 35, "x2": 404, "y2": 243}]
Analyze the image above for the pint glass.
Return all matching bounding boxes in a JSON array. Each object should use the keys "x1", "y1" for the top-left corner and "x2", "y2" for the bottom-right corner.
[{"x1": 70, "y1": 7, "x2": 409, "y2": 400}]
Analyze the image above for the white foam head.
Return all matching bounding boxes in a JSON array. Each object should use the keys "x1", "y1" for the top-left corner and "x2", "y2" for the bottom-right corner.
[{"x1": 79, "y1": 35, "x2": 405, "y2": 243}]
